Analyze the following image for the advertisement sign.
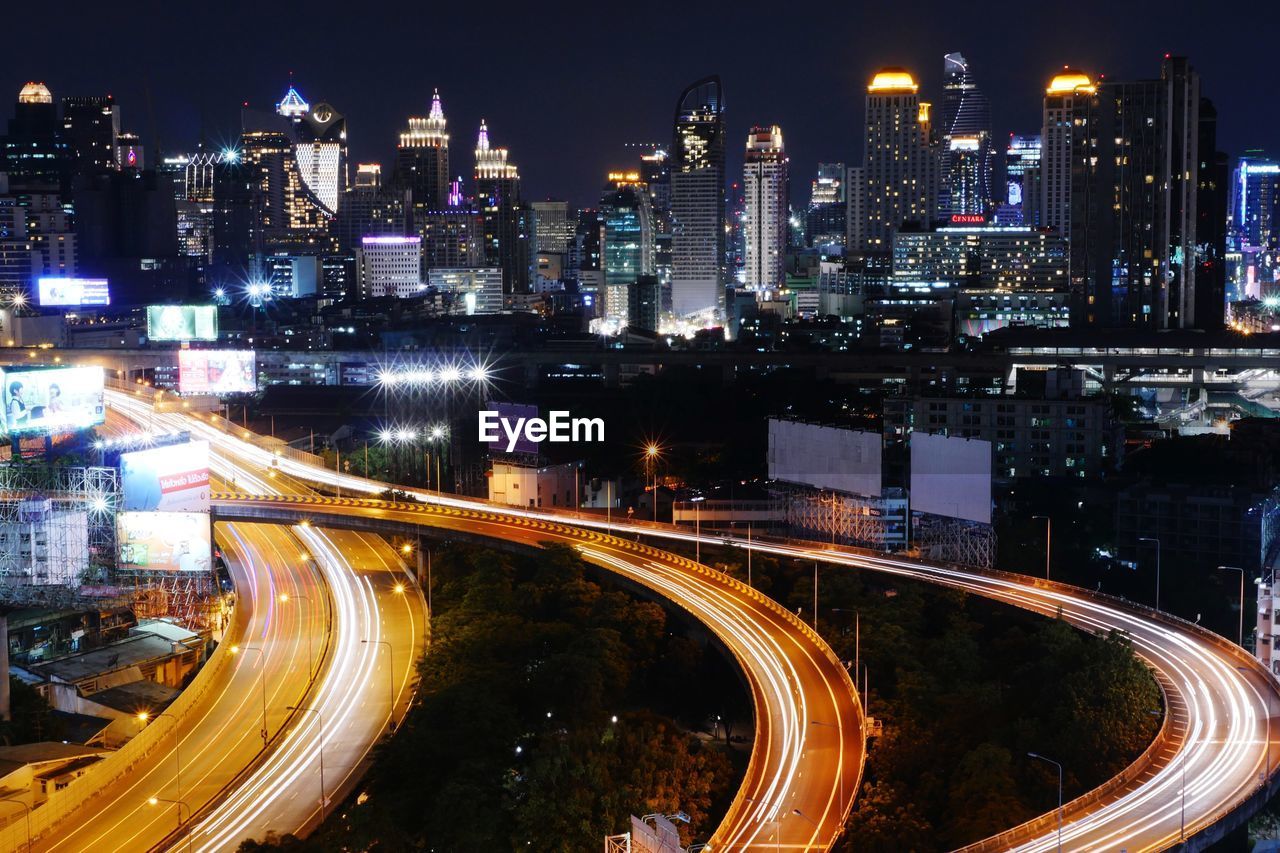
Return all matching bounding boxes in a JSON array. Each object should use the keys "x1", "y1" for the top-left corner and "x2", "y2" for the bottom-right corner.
[
  {"x1": 767, "y1": 419, "x2": 882, "y2": 498},
  {"x1": 1, "y1": 365, "x2": 105, "y2": 436},
  {"x1": 483, "y1": 401, "x2": 540, "y2": 455},
  {"x1": 36, "y1": 277, "x2": 111, "y2": 307},
  {"x1": 120, "y1": 440, "x2": 211, "y2": 512},
  {"x1": 909, "y1": 432, "x2": 993, "y2": 525},
  {"x1": 177, "y1": 350, "x2": 256, "y2": 395},
  {"x1": 117, "y1": 511, "x2": 212, "y2": 572},
  {"x1": 147, "y1": 305, "x2": 218, "y2": 342}
]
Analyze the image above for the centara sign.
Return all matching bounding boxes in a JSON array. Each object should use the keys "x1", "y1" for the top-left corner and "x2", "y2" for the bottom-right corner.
[{"x1": 478, "y1": 410, "x2": 604, "y2": 452}]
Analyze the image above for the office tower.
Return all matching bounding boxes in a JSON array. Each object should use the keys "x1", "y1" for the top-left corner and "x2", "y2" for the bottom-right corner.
[
  {"x1": 292, "y1": 101, "x2": 347, "y2": 217},
  {"x1": 427, "y1": 267, "x2": 504, "y2": 314},
  {"x1": 940, "y1": 53, "x2": 993, "y2": 215},
  {"x1": 856, "y1": 69, "x2": 939, "y2": 251},
  {"x1": 474, "y1": 120, "x2": 529, "y2": 293},
  {"x1": 61, "y1": 96, "x2": 120, "y2": 177},
  {"x1": 355, "y1": 163, "x2": 381, "y2": 189},
  {"x1": 396, "y1": 90, "x2": 450, "y2": 210},
  {"x1": 1067, "y1": 56, "x2": 1204, "y2": 328},
  {"x1": 629, "y1": 275, "x2": 661, "y2": 331},
  {"x1": 1040, "y1": 69, "x2": 1095, "y2": 240},
  {"x1": 637, "y1": 147, "x2": 672, "y2": 303},
  {"x1": 337, "y1": 164, "x2": 407, "y2": 254},
  {"x1": 165, "y1": 151, "x2": 221, "y2": 262},
  {"x1": 2, "y1": 83, "x2": 69, "y2": 192},
  {"x1": 1232, "y1": 154, "x2": 1280, "y2": 251},
  {"x1": 1000, "y1": 135, "x2": 1041, "y2": 224},
  {"x1": 574, "y1": 209, "x2": 604, "y2": 305},
  {"x1": 356, "y1": 235, "x2": 422, "y2": 298},
  {"x1": 726, "y1": 180, "x2": 745, "y2": 285},
  {"x1": 531, "y1": 200, "x2": 574, "y2": 253},
  {"x1": 1195, "y1": 99, "x2": 1228, "y2": 329},
  {"x1": 742, "y1": 125, "x2": 789, "y2": 291},
  {"x1": 806, "y1": 163, "x2": 845, "y2": 249},
  {"x1": 669, "y1": 76, "x2": 726, "y2": 319},
  {"x1": 946, "y1": 136, "x2": 985, "y2": 217},
  {"x1": 600, "y1": 172, "x2": 655, "y2": 326},
  {"x1": 418, "y1": 207, "x2": 483, "y2": 271}
]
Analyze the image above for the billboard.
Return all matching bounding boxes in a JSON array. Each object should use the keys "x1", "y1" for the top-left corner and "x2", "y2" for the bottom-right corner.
[
  {"x1": 177, "y1": 350, "x2": 256, "y2": 395},
  {"x1": 767, "y1": 419, "x2": 882, "y2": 497},
  {"x1": 117, "y1": 511, "x2": 212, "y2": 572},
  {"x1": 120, "y1": 440, "x2": 211, "y2": 512},
  {"x1": 1, "y1": 365, "x2": 105, "y2": 436},
  {"x1": 37, "y1": 277, "x2": 111, "y2": 307},
  {"x1": 147, "y1": 305, "x2": 218, "y2": 342},
  {"x1": 909, "y1": 432, "x2": 992, "y2": 525},
  {"x1": 483, "y1": 401, "x2": 540, "y2": 455}
]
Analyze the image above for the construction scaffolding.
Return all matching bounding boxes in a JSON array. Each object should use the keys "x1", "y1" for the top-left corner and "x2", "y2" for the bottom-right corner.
[
  {"x1": 772, "y1": 483, "x2": 910, "y2": 550},
  {"x1": 125, "y1": 571, "x2": 221, "y2": 634},
  {"x1": 912, "y1": 511, "x2": 996, "y2": 569}
]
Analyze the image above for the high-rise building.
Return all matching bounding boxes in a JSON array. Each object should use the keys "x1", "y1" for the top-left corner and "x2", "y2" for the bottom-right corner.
[
  {"x1": 1231, "y1": 154, "x2": 1280, "y2": 252},
  {"x1": 742, "y1": 125, "x2": 789, "y2": 291},
  {"x1": 474, "y1": 120, "x2": 529, "y2": 294},
  {"x1": 1066, "y1": 56, "x2": 1205, "y2": 328},
  {"x1": 600, "y1": 173, "x2": 655, "y2": 326},
  {"x1": 292, "y1": 100, "x2": 347, "y2": 218},
  {"x1": 356, "y1": 235, "x2": 421, "y2": 298},
  {"x1": 2, "y1": 83, "x2": 69, "y2": 192},
  {"x1": 638, "y1": 147, "x2": 672, "y2": 304},
  {"x1": 670, "y1": 77, "x2": 726, "y2": 319},
  {"x1": 1040, "y1": 69, "x2": 1096, "y2": 240},
  {"x1": 940, "y1": 53, "x2": 993, "y2": 215},
  {"x1": 61, "y1": 96, "x2": 120, "y2": 178},
  {"x1": 855, "y1": 69, "x2": 939, "y2": 252},
  {"x1": 806, "y1": 163, "x2": 846, "y2": 249},
  {"x1": 395, "y1": 90, "x2": 450, "y2": 210},
  {"x1": 1195, "y1": 99, "x2": 1228, "y2": 329},
  {"x1": 417, "y1": 207, "x2": 484, "y2": 272},
  {"x1": 337, "y1": 165, "x2": 407, "y2": 254},
  {"x1": 1001, "y1": 134, "x2": 1041, "y2": 224},
  {"x1": 427, "y1": 267, "x2": 503, "y2": 314},
  {"x1": 531, "y1": 200, "x2": 574, "y2": 254}
]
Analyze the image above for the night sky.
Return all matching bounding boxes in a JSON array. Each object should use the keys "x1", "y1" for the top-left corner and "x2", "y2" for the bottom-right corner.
[{"x1": 7, "y1": 0, "x2": 1280, "y2": 208}]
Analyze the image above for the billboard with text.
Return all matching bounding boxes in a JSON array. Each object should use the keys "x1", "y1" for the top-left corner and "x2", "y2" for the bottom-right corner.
[
  {"x1": 177, "y1": 350, "x2": 256, "y2": 395},
  {"x1": 121, "y1": 440, "x2": 211, "y2": 512},
  {"x1": 0, "y1": 365, "x2": 105, "y2": 437},
  {"x1": 37, "y1": 277, "x2": 111, "y2": 307},
  {"x1": 117, "y1": 511, "x2": 212, "y2": 572},
  {"x1": 147, "y1": 305, "x2": 218, "y2": 342}
]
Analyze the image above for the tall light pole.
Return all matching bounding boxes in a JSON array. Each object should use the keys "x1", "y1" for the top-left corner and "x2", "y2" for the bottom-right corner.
[
  {"x1": 229, "y1": 645, "x2": 269, "y2": 747},
  {"x1": 645, "y1": 444, "x2": 661, "y2": 523},
  {"x1": 1138, "y1": 537, "x2": 1161, "y2": 611},
  {"x1": 147, "y1": 796, "x2": 192, "y2": 852},
  {"x1": 137, "y1": 711, "x2": 183, "y2": 802},
  {"x1": 362, "y1": 639, "x2": 396, "y2": 727},
  {"x1": 1219, "y1": 565, "x2": 1246, "y2": 647},
  {"x1": 742, "y1": 796, "x2": 781, "y2": 853},
  {"x1": 1027, "y1": 752, "x2": 1063, "y2": 853},
  {"x1": 1033, "y1": 515, "x2": 1051, "y2": 580},
  {"x1": 289, "y1": 705, "x2": 327, "y2": 822},
  {"x1": 1, "y1": 797, "x2": 30, "y2": 852}
]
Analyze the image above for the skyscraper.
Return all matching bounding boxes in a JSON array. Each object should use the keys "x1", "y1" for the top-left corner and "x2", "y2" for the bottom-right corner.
[
  {"x1": 474, "y1": 120, "x2": 529, "y2": 294},
  {"x1": 1066, "y1": 56, "x2": 1205, "y2": 328},
  {"x1": 807, "y1": 163, "x2": 846, "y2": 249},
  {"x1": 1196, "y1": 99, "x2": 1228, "y2": 329},
  {"x1": 670, "y1": 77, "x2": 726, "y2": 319},
  {"x1": 742, "y1": 125, "x2": 789, "y2": 291},
  {"x1": 855, "y1": 69, "x2": 939, "y2": 251},
  {"x1": 940, "y1": 53, "x2": 993, "y2": 215},
  {"x1": 396, "y1": 90, "x2": 450, "y2": 210},
  {"x1": 61, "y1": 95, "x2": 120, "y2": 178},
  {"x1": 1002, "y1": 134, "x2": 1042, "y2": 225},
  {"x1": 600, "y1": 172, "x2": 655, "y2": 327},
  {"x1": 2, "y1": 83, "x2": 69, "y2": 192},
  {"x1": 1040, "y1": 69, "x2": 1096, "y2": 240}
]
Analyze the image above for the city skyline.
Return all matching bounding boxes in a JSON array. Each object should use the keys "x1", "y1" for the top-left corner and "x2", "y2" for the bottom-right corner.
[{"x1": 4, "y1": 0, "x2": 1275, "y2": 207}]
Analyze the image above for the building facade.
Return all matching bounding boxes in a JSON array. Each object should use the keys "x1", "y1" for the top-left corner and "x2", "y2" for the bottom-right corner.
[
  {"x1": 742, "y1": 125, "x2": 789, "y2": 292},
  {"x1": 669, "y1": 77, "x2": 726, "y2": 319}
]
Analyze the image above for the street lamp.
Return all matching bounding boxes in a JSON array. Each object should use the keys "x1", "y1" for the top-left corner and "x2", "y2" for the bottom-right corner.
[
  {"x1": 1027, "y1": 752, "x2": 1063, "y2": 853},
  {"x1": 136, "y1": 711, "x2": 183, "y2": 802},
  {"x1": 147, "y1": 796, "x2": 192, "y2": 852},
  {"x1": 229, "y1": 644, "x2": 269, "y2": 747},
  {"x1": 1032, "y1": 515, "x2": 1051, "y2": 580},
  {"x1": 362, "y1": 639, "x2": 396, "y2": 727},
  {"x1": 0, "y1": 797, "x2": 30, "y2": 852},
  {"x1": 645, "y1": 443, "x2": 662, "y2": 523},
  {"x1": 1138, "y1": 537, "x2": 1161, "y2": 611},
  {"x1": 1218, "y1": 566, "x2": 1246, "y2": 647},
  {"x1": 288, "y1": 705, "x2": 327, "y2": 822}
]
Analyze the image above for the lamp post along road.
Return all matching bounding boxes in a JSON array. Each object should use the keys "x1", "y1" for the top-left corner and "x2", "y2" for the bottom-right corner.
[
  {"x1": 1028, "y1": 752, "x2": 1064, "y2": 853},
  {"x1": 1139, "y1": 537, "x2": 1161, "y2": 611},
  {"x1": 1219, "y1": 565, "x2": 1246, "y2": 647}
]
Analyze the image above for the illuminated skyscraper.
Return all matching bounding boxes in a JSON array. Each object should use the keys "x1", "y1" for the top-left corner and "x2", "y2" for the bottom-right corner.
[
  {"x1": 474, "y1": 120, "x2": 529, "y2": 293},
  {"x1": 806, "y1": 162, "x2": 845, "y2": 249},
  {"x1": 854, "y1": 69, "x2": 939, "y2": 251},
  {"x1": 61, "y1": 95, "x2": 120, "y2": 177},
  {"x1": 1040, "y1": 69, "x2": 1095, "y2": 240},
  {"x1": 396, "y1": 90, "x2": 450, "y2": 210},
  {"x1": 1002, "y1": 134, "x2": 1041, "y2": 225},
  {"x1": 600, "y1": 173, "x2": 655, "y2": 326},
  {"x1": 670, "y1": 76, "x2": 726, "y2": 319},
  {"x1": 2, "y1": 83, "x2": 69, "y2": 191},
  {"x1": 940, "y1": 53, "x2": 993, "y2": 215},
  {"x1": 742, "y1": 125, "x2": 788, "y2": 291}
]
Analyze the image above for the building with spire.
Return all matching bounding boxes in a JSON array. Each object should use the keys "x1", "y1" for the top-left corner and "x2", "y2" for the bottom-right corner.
[
  {"x1": 474, "y1": 121, "x2": 529, "y2": 294},
  {"x1": 940, "y1": 53, "x2": 993, "y2": 216},
  {"x1": 852, "y1": 68, "x2": 939, "y2": 252},
  {"x1": 742, "y1": 125, "x2": 789, "y2": 291},
  {"x1": 670, "y1": 76, "x2": 726, "y2": 319},
  {"x1": 396, "y1": 90, "x2": 450, "y2": 210}
]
